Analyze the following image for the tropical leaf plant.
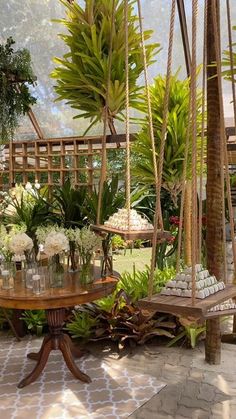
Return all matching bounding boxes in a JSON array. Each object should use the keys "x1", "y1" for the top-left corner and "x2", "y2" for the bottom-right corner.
[
  {"x1": 221, "y1": 25, "x2": 236, "y2": 81},
  {"x1": 167, "y1": 317, "x2": 205, "y2": 349},
  {"x1": 52, "y1": 178, "x2": 87, "y2": 228},
  {"x1": 84, "y1": 174, "x2": 125, "y2": 224},
  {"x1": 51, "y1": 0, "x2": 159, "y2": 134},
  {"x1": 66, "y1": 290, "x2": 177, "y2": 348},
  {"x1": 117, "y1": 265, "x2": 175, "y2": 302},
  {"x1": 4, "y1": 186, "x2": 52, "y2": 250},
  {"x1": 132, "y1": 72, "x2": 203, "y2": 206}
]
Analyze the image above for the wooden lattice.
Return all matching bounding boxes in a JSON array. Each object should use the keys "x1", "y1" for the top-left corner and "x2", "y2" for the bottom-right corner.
[{"x1": 0, "y1": 134, "x2": 128, "y2": 190}]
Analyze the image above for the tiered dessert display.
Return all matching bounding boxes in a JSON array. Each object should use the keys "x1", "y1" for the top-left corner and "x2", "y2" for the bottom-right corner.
[
  {"x1": 161, "y1": 264, "x2": 225, "y2": 299},
  {"x1": 104, "y1": 208, "x2": 153, "y2": 231}
]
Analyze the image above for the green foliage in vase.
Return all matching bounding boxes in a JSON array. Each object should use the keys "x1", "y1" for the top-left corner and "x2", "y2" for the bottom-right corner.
[
  {"x1": 0, "y1": 37, "x2": 37, "y2": 144},
  {"x1": 221, "y1": 26, "x2": 236, "y2": 82},
  {"x1": 51, "y1": 0, "x2": 159, "y2": 134},
  {"x1": 52, "y1": 178, "x2": 87, "y2": 228},
  {"x1": 132, "y1": 72, "x2": 203, "y2": 206}
]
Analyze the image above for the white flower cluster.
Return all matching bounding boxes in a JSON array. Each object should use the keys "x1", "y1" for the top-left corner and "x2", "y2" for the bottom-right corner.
[
  {"x1": 9, "y1": 232, "x2": 33, "y2": 256},
  {"x1": 36, "y1": 225, "x2": 66, "y2": 245},
  {"x1": 104, "y1": 208, "x2": 153, "y2": 231},
  {"x1": 44, "y1": 231, "x2": 69, "y2": 257},
  {"x1": 161, "y1": 264, "x2": 225, "y2": 299},
  {"x1": 74, "y1": 227, "x2": 102, "y2": 258}
]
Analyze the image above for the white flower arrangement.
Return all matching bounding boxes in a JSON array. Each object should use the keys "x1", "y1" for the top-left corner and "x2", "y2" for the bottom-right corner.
[
  {"x1": 8, "y1": 232, "x2": 33, "y2": 256},
  {"x1": 36, "y1": 225, "x2": 66, "y2": 245},
  {"x1": 38, "y1": 227, "x2": 69, "y2": 258},
  {"x1": 74, "y1": 227, "x2": 102, "y2": 261}
]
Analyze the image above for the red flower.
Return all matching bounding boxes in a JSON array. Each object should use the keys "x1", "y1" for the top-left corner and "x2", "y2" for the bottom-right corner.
[
  {"x1": 169, "y1": 216, "x2": 180, "y2": 226},
  {"x1": 167, "y1": 235, "x2": 176, "y2": 244}
]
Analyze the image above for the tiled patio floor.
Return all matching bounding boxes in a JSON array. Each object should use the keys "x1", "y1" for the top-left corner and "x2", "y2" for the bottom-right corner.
[{"x1": 1, "y1": 333, "x2": 236, "y2": 418}]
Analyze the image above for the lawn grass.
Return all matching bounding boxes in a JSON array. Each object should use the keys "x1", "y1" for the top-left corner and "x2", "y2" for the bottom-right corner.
[{"x1": 112, "y1": 247, "x2": 152, "y2": 274}]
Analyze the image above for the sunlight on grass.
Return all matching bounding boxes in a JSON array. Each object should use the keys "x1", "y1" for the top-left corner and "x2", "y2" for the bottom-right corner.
[{"x1": 112, "y1": 248, "x2": 152, "y2": 274}]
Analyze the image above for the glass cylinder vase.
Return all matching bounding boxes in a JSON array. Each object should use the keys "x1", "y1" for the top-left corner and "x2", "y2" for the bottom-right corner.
[
  {"x1": 49, "y1": 254, "x2": 65, "y2": 288},
  {"x1": 80, "y1": 258, "x2": 94, "y2": 285}
]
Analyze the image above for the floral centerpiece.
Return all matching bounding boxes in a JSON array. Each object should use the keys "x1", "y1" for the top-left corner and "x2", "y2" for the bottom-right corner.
[
  {"x1": 9, "y1": 231, "x2": 34, "y2": 259},
  {"x1": 36, "y1": 226, "x2": 69, "y2": 287},
  {"x1": 74, "y1": 227, "x2": 102, "y2": 284},
  {"x1": 0, "y1": 226, "x2": 33, "y2": 277}
]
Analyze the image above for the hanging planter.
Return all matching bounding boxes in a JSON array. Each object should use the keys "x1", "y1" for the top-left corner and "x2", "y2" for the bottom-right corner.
[{"x1": 0, "y1": 37, "x2": 37, "y2": 144}]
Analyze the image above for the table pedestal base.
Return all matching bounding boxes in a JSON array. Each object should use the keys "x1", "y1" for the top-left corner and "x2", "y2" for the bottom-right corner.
[{"x1": 18, "y1": 308, "x2": 91, "y2": 388}]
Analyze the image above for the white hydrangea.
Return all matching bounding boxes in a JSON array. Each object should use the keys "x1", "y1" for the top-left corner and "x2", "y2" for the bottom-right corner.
[
  {"x1": 36, "y1": 225, "x2": 66, "y2": 245},
  {"x1": 9, "y1": 232, "x2": 33, "y2": 256},
  {"x1": 43, "y1": 231, "x2": 69, "y2": 257}
]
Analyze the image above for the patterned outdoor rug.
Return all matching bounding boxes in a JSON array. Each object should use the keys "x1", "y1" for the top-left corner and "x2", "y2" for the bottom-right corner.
[{"x1": 0, "y1": 336, "x2": 165, "y2": 418}]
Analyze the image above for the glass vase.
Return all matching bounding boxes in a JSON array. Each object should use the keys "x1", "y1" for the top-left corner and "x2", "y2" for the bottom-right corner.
[
  {"x1": 49, "y1": 254, "x2": 64, "y2": 288},
  {"x1": 68, "y1": 241, "x2": 79, "y2": 272},
  {"x1": 80, "y1": 259, "x2": 94, "y2": 285},
  {"x1": 1, "y1": 260, "x2": 16, "y2": 278}
]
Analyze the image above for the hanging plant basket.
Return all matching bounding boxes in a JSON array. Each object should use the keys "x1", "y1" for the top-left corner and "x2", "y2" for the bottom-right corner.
[{"x1": 0, "y1": 37, "x2": 37, "y2": 144}]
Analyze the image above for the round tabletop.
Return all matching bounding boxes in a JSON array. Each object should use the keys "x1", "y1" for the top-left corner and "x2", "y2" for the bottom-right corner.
[{"x1": 0, "y1": 267, "x2": 118, "y2": 310}]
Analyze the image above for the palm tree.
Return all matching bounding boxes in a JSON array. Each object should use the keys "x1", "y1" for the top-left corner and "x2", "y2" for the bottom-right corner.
[
  {"x1": 51, "y1": 0, "x2": 159, "y2": 135},
  {"x1": 132, "y1": 72, "x2": 203, "y2": 207}
]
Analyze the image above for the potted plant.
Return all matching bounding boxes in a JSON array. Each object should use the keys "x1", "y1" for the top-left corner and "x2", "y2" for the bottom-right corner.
[{"x1": 0, "y1": 37, "x2": 36, "y2": 144}]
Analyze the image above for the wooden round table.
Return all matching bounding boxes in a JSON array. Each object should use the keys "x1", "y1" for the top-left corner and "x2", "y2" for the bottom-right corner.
[{"x1": 0, "y1": 268, "x2": 117, "y2": 388}]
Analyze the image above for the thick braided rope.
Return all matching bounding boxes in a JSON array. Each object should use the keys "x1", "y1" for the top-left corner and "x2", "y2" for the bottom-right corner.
[
  {"x1": 212, "y1": 0, "x2": 236, "y2": 282},
  {"x1": 190, "y1": 0, "x2": 198, "y2": 305},
  {"x1": 198, "y1": 0, "x2": 207, "y2": 262},
  {"x1": 97, "y1": 0, "x2": 116, "y2": 224},
  {"x1": 137, "y1": 0, "x2": 158, "y2": 190},
  {"x1": 176, "y1": 97, "x2": 191, "y2": 273},
  {"x1": 148, "y1": 0, "x2": 176, "y2": 299},
  {"x1": 124, "y1": 0, "x2": 131, "y2": 230}
]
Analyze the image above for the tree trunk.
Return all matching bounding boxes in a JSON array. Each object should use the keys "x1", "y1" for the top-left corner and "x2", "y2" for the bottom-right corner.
[{"x1": 205, "y1": 0, "x2": 222, "y2": 365}]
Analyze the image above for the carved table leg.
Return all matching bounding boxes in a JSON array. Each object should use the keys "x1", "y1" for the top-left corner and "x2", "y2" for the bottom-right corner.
[
  {"x1": 18, "y1": 308, "x2": 91, "y2": 388},
  {"x1": 18, "y1": 338, "x2": 52, "y2": 388}
]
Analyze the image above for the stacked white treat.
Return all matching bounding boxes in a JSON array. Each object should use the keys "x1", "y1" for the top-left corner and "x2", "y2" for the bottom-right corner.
[
  {"x1": 208, "y1": 298, "x2": 236, "y2": 312},
  {"x1": 161, "y1": 264, "x2": 225, "y2": 299},
  {"x1": 104, "y1": 208, "x2": 153, "y2": 231}
]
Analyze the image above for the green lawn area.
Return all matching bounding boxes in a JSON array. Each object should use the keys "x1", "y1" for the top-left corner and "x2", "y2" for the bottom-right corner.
[{"x1": 112, "y1": 247, "x2": 152, "y2": 274}]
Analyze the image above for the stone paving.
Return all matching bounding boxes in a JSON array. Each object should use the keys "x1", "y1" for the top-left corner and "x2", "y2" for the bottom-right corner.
[{"x1": 119, "y1": 342, "x2": 236, "y2": 419}]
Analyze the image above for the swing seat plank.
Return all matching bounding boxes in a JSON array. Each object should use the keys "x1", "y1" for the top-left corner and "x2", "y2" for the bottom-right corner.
[
  {"x1": 138, "y1": 285, "x2": 236, "y2": 319},
  {"x1": 92, "y1": 225, "x2": 172, "y2": 241}
]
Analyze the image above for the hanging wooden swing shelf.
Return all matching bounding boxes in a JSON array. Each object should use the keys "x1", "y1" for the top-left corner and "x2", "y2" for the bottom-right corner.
[
  {"x1": 92, "y1": 224, "x2": 172, "y2": 241},
  {"x1": 138, "y1": 284, "x2": 236, "y2": 319}
]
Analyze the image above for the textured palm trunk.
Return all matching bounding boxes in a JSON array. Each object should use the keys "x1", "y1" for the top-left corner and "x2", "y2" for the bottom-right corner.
[{"x1": 205, "y1": 0, "x2": 222, "y2": 365}]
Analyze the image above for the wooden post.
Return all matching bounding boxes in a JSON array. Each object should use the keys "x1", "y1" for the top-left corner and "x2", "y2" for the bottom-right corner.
[{"x1": 205, "y1": 0, "x2": 222, "y2": 364}]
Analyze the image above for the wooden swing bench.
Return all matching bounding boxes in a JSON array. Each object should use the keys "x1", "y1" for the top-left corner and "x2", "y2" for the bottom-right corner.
[
  {"x1": 138, "y1": 285, "x2": 236, "y2": 320},
  {"x1": 92, "y1": 225, "x2": 171, "y2": 241}
]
